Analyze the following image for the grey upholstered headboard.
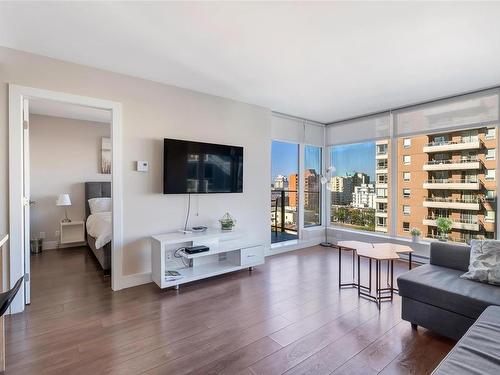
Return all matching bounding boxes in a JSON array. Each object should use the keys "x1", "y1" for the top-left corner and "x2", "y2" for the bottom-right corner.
[{"x1": 85, "y1": 182, "x2": 111, "y2": 219}]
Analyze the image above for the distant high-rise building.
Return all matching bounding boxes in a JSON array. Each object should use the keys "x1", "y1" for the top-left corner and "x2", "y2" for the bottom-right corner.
[
  {"x1": 288, "y1": 173, "x2": 299, "y2": 208},
  {"x1": 352, "y1": 183, "x2": 376, "y2": 209},
  {"x1": 375, "y1": 140, "x2": 390, "y2": 232},
  {"x1": 274, "y1": 174, "x2": 288, "y2": 190},
  {"x1": 330, "y1": 175, "x2": 354, "y2": 205},
  {"x1": 352, "y1": 172, "x2": 370, "y2": 186},
  {"x1": 304, "y1": 169, "x2": 319, "y2": 210}
]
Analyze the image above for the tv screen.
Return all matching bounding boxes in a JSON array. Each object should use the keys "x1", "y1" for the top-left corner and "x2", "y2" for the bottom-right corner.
[{"x1": 163, "y1": 138, "x2": 243, "y2": 194}]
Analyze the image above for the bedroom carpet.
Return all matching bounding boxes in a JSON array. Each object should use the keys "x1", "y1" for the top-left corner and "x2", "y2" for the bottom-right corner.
[{"x1": 5, "y1": 245, "x2": 454, "y2": 374}]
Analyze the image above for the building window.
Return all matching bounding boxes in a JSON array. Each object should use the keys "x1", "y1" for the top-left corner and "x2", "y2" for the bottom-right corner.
[
  {"x1": 403, "y1": 222, "x2": 410, "y2": 232},
  {"x1": 304, "y1": 145, "x2": 321, "y2": 227},
  {"x1": 403, "y1": 155, "x2": 411, "y2": 165},
  {"x1": 330, "y1": 140, "x2": 390, "y2": 233},
  {"x1": 403, "y1": 205, "x2": 410, "y2": 215},
  {"x1": 486, "y1": 127, "x2": 496, "y2": 140},
  {"x1": 403, "y1": 172, "x2": 411, "y2": 181},
  {"x1": 403, "y1": 138, "x2": 411, "y2": 148},
  {"x1": 486, "y1": 211, "x2": 495, "y2": 223},
  {"x1": 486, "y1": 190, "x2": 496, "y2": 201},
  {"x1": 486, "y1": 169, "x2": 496, "y2": 181},
  {"x1": 403, "y1": 188, "x2": 411, "y2": 198},
  {"x1": 486, "y1": 149, "x2": 496, "y2": 160}
]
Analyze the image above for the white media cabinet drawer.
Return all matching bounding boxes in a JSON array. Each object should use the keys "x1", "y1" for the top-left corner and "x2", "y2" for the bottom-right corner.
[{"x1": 240, "y1": 245, "x2": 264, "y2": 266}]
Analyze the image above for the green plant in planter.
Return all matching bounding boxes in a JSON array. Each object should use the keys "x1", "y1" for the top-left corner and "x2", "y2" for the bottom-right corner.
[
  {"x1": 410, "y1": 228, "x2": 421, "y2": 238},
  {"x1": 219, "y1": 212, "x2": 236, "y2": 231},
  {"x1": 436, "y1": 217, "x2": 453, "y2": 240}
]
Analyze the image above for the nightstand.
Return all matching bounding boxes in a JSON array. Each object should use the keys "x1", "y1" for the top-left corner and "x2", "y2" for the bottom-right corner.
[{"x1": 60, "y1": 221, "x2": 85, "y2": 246}]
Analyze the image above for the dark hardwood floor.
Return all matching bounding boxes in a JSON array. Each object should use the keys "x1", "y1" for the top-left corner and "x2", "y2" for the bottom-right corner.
[{"x1": 5, "y1": 245, "x2": 455, "y2": 374}]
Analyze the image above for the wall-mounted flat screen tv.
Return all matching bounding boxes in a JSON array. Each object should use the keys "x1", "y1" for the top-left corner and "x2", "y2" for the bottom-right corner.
[{"x1": 163, "y1": 138, "x2": 243, "y2": 194}]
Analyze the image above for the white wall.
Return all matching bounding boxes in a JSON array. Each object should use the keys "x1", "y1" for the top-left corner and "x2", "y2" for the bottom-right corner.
[
  {"x1": 29, "y1": 114, "x2": 110, "y2": 244},
  {"x1": 0, "y1": 47, "x2": 271, "y2": 279}
]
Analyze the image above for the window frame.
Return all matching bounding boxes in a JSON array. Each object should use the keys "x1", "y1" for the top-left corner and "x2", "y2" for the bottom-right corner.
[{"x1": 303, "y1": 144, "x2": 322, "y2": 228}]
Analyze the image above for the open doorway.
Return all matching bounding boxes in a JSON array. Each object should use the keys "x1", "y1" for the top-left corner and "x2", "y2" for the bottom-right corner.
[
  {"x1": 27, "y1": 99, "x2": 112, "y2": 305},
  {"x1": 9, "y1": 85, "x2": 123, "y2": 314}
]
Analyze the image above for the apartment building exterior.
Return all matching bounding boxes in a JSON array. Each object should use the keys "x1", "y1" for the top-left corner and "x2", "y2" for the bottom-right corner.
[
  {"x1": 352, "y1": 183, "x2": 376, "y2": 209},
  {"x1": 397, "y1": 126, "x2": 497, "y2": 242},
  {"x1": 375, "y1": 140, "x2": 390, "y2": 233},
  {"x1": 330, "y1": 175, "x2": 354, "y2": 205}
]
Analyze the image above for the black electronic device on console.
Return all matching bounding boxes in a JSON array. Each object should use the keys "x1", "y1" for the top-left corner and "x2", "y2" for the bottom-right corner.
[{"x1": 184, "y1": 245, "x2": 210, "y2": 255}]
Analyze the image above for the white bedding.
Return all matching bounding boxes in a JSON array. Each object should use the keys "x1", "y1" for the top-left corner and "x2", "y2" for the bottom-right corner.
[{"x1": 86, "y1": 211, "x2": 111, "y2": 249}]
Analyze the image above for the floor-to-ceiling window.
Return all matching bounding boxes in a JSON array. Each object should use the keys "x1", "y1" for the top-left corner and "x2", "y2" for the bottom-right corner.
[
  {"x1": 271, "y1": 140, "x2": 299, "y2": 243},
  {"x1": 329, "y1": 140, "x2": 391, "y2": 233},
  {"x1": 304, "y1": 145, "x2": 322, "y2": 227}
]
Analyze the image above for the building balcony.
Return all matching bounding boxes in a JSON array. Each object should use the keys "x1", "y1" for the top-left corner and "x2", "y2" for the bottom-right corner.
[
  {"x1": 423, "y1": 139, "x2": 482, "y2": 153},
  {"x1": 423, "y1": 179, "x2": 481, "y2": 190},
  {"x1": 376, "y1": 182, "x2": 388, "y2": 188},
  {"x1": 376, "y1": 168, "x2": 388, "y2": 174},
  {"x1": 423, "y1": 197, "x2": 481, "y2": 210},
  {"x1": 375, "y1": 225, "x2": 388, "y2": 232},
  {"x1": 375, "y1": 196, "x2": 388, "y2": 203},
  {"x1": 423, "y1": 217, "x2": 480, "y2": 231},
  {"x1": 375, "y1": 210, "x2": 388, "y2": 217},
  {"x1": 376, "y1": 152, "x2": 388, "y2": 160},
  {"x1": 423, "y1": 158, "x2": 482, "y2": 171}
]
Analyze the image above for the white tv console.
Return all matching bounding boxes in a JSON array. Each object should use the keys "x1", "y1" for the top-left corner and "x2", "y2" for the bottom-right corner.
[{"x1": 151, "y1": 229, "x2": 265, "y2": 289}]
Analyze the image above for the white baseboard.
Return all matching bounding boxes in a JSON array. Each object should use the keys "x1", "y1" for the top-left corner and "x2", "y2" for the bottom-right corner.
[
  {"x1": 42, "y1": 240, "x2": 59, "y2": 250},
  {"x1": 120, "y1": 272, "x2": 152, "y2": 289},
  {"x1": 267, "y1": 238, "x2": 322, "y2": 256}
]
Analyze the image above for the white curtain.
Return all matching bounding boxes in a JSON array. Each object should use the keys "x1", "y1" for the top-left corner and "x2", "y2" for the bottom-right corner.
[
  {"x1": 271, "y1": 113, "x2": 324, "y2": 146},
  {"x1": 395, "y1": 90, "x2": 499, "y2": 136}
]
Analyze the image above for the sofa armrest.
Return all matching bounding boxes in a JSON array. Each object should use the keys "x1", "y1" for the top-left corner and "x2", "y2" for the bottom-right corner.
[{"x1": 430, "y1": 241, "x2": 470, "y2": 272}]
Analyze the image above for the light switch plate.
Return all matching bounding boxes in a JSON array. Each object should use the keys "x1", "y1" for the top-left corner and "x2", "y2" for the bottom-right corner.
[{"x1": 136, "y1": 161, "x2": 149, "y2": 172}]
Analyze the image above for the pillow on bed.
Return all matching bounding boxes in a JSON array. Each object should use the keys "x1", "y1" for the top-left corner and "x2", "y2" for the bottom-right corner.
[{"x1": 88, "y1": 197, "x2": 111, "y2": 214}]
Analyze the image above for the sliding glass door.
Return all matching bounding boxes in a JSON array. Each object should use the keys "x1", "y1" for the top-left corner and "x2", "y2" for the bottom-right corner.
[{"x1": 271, "y1": 140, "x2": 299, "y2": 243}]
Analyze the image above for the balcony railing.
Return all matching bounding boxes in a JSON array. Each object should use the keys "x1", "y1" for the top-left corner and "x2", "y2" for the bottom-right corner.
[
  {"x1": 423, "y1": 178, "x2": 481, "y2": 190},
  {"x1": 424, "y1": 197, "x2": 480, "y2": 204},
  {"x1": 423, "y1": 216, "x2": 480, "y2": 231},
  {"x1": 423, "y1": 158, "x2": 482, "y2": 171},
  {"x1": 423, "y1": 138, "x2": 482, "y2": 152},
  {"x1": 271, "y1": 189, "x2": 298, "y2": 235}
]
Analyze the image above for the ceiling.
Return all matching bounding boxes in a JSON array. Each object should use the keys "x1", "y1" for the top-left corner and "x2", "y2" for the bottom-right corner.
[
  {"x1": 29, "y1": 99, "x2": 111, "y2": 123},
  {"x1": 1, "y1": 2, "x2": 500, "y2": 123}
]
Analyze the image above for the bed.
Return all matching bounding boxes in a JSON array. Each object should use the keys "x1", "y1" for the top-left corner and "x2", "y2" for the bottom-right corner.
[{"x1": 85, "y1": 182, "x2": 112, "y2": 274}]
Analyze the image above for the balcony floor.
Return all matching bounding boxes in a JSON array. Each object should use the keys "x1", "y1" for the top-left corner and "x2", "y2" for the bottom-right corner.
[{"x1": 271, "y1": 231, "x2": 299, "y2": 243}]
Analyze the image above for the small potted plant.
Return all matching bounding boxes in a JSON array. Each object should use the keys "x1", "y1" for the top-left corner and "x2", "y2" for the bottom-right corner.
[
  {"x1": 219, "y1": 212, "x2": 236, "y2": 231},
  {"x1": 436, "y1": 217, "x2": 453, "y2": 241},
  {"x1": 410, "y1": 228, "x2": 421, "y2": 242}
]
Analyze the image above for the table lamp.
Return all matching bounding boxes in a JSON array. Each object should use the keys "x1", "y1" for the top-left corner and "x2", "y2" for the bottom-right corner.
[{"x1": 56, "y1": 194, "x2": 72, "y2": 223}]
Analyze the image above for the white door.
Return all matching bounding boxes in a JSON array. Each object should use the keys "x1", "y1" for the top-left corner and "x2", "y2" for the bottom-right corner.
[{"x1": 23, "y1": 98, "x2": 31, "y2": 304}]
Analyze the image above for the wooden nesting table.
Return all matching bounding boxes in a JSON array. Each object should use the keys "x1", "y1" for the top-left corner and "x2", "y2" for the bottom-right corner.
[{"x1": 336, "y1": 241, "x2": 413, "y2": 308}]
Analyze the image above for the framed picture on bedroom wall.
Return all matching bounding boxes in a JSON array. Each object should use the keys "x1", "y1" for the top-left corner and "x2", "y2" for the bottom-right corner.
[{"x1": 101, "y1": 137, "x2": 111, "y2": 174}]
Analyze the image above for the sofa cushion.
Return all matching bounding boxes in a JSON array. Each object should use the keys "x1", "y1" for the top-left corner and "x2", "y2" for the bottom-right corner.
[
  {"x1": 432, "y1": 306, "x2": 500, "y2": 374},
  {"x1": 398, "y1": 264, "x2": 500, "y2": 319},
  {"x1": 461, "y1": 239, "x2": 500, "y2": 286}
]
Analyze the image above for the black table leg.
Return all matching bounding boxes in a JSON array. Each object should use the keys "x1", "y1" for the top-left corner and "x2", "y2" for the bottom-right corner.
[
  {"x1": 390, "y1": 259, "x2": 394, "y2": 300},
  {"x1": 409, "y1": 252, "x2": 412, "y2": 270}
]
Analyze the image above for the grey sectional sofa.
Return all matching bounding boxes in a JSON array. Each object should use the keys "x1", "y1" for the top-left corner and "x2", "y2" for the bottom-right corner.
[
  {"x1": 432, "y1": 305, "x2": 500, "y2": 374},
  {"x1": 397, "y1": 241, "x2": 500, "y2": 340}
]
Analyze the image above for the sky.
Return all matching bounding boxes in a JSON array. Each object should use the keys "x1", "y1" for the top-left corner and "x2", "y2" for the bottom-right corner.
[
  {"x1": 271, "y1": 141, "x2": 321, "y2": 182},
  {"x1": 330, "y1": 141, "x2": 375, "y2": 180}
]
